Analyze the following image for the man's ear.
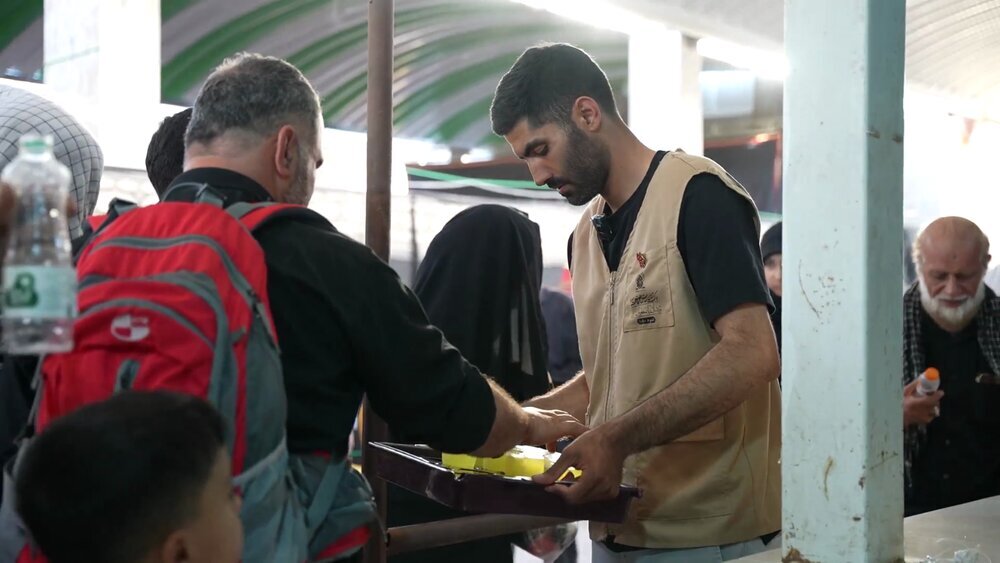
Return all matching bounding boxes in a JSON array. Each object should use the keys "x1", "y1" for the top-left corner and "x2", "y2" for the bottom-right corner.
[
  {"x1": 273, "y1": 125, "x2": 298, "y2": 179},
  {"x1": 159, "y1": 530, "x2": 192, "y2": 563},
  {"x1": 573, "y1": 96, "x2": 602, "y2": 132}
]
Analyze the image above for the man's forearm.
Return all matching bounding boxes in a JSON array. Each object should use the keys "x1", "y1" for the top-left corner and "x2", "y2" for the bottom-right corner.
[
  {"x1": 470, "y1": 379, "x2": 590, "y2": 457},
  {"x1": 523, "y1": 371, "x2": 589, "y2": 422},
  {"x1": 605, "y1": 334, "x2": 778, "y2": 457},
  {"x1": 472, "y1": 379, "x2": 529, "y2": 457}
]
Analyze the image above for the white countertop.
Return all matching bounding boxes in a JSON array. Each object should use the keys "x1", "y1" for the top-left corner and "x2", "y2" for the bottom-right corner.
[{"x1": 734, "y1": 496, "x2": 1000, "y2": 562}]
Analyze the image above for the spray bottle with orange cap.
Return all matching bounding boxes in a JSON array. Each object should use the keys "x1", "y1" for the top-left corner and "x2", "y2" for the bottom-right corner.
[
  {"x1": 915, "y1": 367, "x2": 942, "y2": 418},
  {"x1": 915, "y1": 367, "x2": 941, "y2": 397}
]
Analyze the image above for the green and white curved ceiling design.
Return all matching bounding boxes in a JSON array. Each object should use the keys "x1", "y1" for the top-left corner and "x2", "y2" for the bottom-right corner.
[
  {"x1": 161, "y1": 0, "x2": 628, "y2": 150},
  {"x1": 0, "y1": 0, "x2": 627, "y2": 151}
]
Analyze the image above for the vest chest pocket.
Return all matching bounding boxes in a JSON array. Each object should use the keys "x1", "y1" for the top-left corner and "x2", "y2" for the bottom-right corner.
[{"x1": 622, "y1": 245, "x2": 675, "y2": 332}]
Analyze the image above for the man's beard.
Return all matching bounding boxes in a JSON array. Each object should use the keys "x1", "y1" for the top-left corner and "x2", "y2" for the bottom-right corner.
[
  {"x1": 550, "y1": 126, "x2": 610, "y2": 206},
  {"x1": 918, "y1": 275, "x2": 986, "y2": 328}
]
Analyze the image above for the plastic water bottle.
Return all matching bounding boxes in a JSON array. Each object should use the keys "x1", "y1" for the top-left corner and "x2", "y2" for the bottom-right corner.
[
  {"x1": 915, "y1": 367, "x2": 941, "y2": 397},
  {"x1": 1, "y1": 134, "x2": 76, "y2": 353}
]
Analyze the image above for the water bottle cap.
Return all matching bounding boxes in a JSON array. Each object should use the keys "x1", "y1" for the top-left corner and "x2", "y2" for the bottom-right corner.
[
  {"x1": 19, "y1": 133, "x2": 54, "y2": 156},
  {"x1": 924, "y1": 367, "x2": 940, "y2": 381}
]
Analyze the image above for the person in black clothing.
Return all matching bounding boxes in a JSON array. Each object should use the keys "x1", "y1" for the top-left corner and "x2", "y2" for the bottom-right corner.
[
  {"x1": 761, "y1": 221, "x2": 782, "y2": 354},
  {"x1": 903, "y1": 216, "x2": 1000, "y2": 516},
  {"x1": 411, "y1": 205, "x2": 551, "y2": 403},
  {"x1": 388, "y1": 204, "x2": 553, "y2": 563},
  {"x1": 146, "y1": 107, "x2": 192, "y2": 199}
]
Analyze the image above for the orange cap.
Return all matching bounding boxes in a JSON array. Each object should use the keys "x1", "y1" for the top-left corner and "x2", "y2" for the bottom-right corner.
[{"x1": 924, "y1": 367, "x2": 940, "y2": 381}]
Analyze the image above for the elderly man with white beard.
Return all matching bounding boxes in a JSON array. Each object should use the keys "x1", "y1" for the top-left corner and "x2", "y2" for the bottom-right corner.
[{"x1": 902, "y1": 216, "x2": 1000, "y2": 516}]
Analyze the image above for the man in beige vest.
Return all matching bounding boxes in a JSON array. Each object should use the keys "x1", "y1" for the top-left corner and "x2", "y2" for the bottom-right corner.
[{"x1": 490, "y1": 44, "x2": 781, "y2": 562}]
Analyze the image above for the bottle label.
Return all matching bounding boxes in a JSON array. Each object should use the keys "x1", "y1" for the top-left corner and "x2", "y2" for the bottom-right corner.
[{"x1": 2, "y1": 266, "x2": 76, "y2": 319}]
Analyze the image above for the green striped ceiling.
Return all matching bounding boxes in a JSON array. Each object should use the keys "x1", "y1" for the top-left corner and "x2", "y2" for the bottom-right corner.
[
  {"x1": 161, "y1": 0, "x2": 628, "y2": 150},
  {"x1": 0, "y1": 1, "x2": 41, "y2": 55},
  {"x1": 1, "y1": 0, "x2": 627, "y2": 151}
]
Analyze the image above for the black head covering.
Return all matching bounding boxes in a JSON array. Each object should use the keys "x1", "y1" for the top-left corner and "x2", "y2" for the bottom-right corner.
[
  {"x1": 414, "y1": 205, "x2": 551, "y2": 402},
  {"x1": 761, "y1": 221, "x2": 782, "y2": 261}
]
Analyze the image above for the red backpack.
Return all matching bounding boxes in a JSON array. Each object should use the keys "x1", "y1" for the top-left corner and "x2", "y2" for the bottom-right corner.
[{"x1": 0, "y1": 193, "x2": 377, "y2": 562}]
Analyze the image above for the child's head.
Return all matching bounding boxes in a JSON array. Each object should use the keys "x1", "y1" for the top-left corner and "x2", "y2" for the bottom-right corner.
[{"x1": 15, "y1": 391, "x2": 243, "y2": 563}]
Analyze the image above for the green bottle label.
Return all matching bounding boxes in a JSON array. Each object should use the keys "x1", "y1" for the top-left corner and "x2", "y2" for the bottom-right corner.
[{"x1": 2, "y1": 266, "x2": 76, "y2": 319}]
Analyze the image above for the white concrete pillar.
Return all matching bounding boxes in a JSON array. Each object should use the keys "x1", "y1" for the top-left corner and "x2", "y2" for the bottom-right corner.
[
  {"x1": 782, "y1": 0, "x2": 906, "y2": 560},
  {"x1": 44, "y1": 0, "x2": 161, "y2": 166},
  {"x1": 628, "y1": 31, "x2": 703, "y2": 155}
]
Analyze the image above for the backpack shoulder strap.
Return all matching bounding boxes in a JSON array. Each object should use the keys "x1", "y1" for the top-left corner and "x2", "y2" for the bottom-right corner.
[
  {"x1": 74, "y1": 199, "x2": 139, "y2": 261},
  {"x1": 227, "y1": 202, "x2": 334, "y2": 234},
  {"x1": 85, "y1": 215, "x2": 105, "y2": 232}
]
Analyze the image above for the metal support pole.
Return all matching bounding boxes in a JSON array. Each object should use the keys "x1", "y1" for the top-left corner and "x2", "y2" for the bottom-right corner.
[
  {"x1": 363, "y1": 1, "x2": 393, "y2": 562},
  {"x1": 365, "y1": 7, "x2": 393, "y2": 258},
  {"x1": 387, "y1": 515, "x2": 572, "y2": 556}
]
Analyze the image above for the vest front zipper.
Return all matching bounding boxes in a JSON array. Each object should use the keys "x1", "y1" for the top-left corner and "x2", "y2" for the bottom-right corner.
[{"x1": 606, "y1": 270, "x2": 618, "y2": 421}]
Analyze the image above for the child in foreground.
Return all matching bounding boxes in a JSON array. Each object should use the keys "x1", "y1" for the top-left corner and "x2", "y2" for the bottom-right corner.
[{"x1": 15, "y1": 390, "x2": 243, "y2": 563}]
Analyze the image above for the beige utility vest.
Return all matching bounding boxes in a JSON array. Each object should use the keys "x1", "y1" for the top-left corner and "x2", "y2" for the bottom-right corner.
[{"x1": 571, "y1": 151, "x2": 781, "y2": 548}]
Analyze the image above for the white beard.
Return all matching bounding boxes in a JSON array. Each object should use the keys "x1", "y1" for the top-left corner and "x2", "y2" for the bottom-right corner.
[{"x1": 918, "y1": 275, "x2": 986, "y2": 328}]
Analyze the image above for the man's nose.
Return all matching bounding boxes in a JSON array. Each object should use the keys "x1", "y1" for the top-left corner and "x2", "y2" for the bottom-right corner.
[
  {"x1": 943, "y1": 277, "x2": 962, "y2": 297},
  {"x1": 527, "y1": 161, "x2": 551, "y2": 187}
]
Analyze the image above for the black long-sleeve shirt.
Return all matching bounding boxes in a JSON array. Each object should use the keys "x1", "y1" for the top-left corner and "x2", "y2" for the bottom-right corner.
[
  {"x1": 908, "y1": 309, "x2": 1000, "y2": 515},
  {"x1": 166, "y1": 168, "x2": 497, "y2": 457}
]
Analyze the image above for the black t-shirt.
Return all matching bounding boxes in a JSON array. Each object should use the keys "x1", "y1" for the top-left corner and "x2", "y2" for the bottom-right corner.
[
  {"x1": 569, "y1": 152, "x2": 771, "y2": 325},
  {"x1": 909, "y1": 310, "x2": 1000, "y2": 514},
  {"x1": 591, "y1": 151, "x2": 667, "y2": 273},
  {"x1": 166, "y1": 169, "x2": 496, "y2": 457}
]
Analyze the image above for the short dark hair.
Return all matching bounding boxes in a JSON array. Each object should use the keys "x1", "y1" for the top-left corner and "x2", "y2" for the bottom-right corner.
[
  {"x1": 186, "y1": 52, "x2": 321, "y2": 148},
  {"x1": 491, "y1": 43, "x2": 619, "y2": 136},
  {"x1": 16, "y1": 391, "x2": 227, "y2": 563},
  {"x1": 146, "y1": 107, "x2": 192, "y2": 197}
]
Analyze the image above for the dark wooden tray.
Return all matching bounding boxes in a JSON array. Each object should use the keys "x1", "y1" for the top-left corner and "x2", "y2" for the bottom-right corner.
[{"x1": 369, "y1": 442, "x2": 640, "y2": 523}]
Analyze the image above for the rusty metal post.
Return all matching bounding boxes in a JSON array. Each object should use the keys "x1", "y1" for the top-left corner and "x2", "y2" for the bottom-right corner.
[
  {"x1": 363, "y1": 1, "x2": 393, "y2": 562},
  {"x1": 365, "y1": 6, "x2": 393, "y2": 256}
]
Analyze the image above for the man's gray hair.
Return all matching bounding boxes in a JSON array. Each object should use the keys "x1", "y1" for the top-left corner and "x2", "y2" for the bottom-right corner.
[{"x1": 186, "y1": 53, "x2": 322, "y2": 147}]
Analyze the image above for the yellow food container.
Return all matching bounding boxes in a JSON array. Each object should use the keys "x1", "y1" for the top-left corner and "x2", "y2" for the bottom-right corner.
[{"x1": 442, "y1": 445, "x2": 581, "y2": 480}]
